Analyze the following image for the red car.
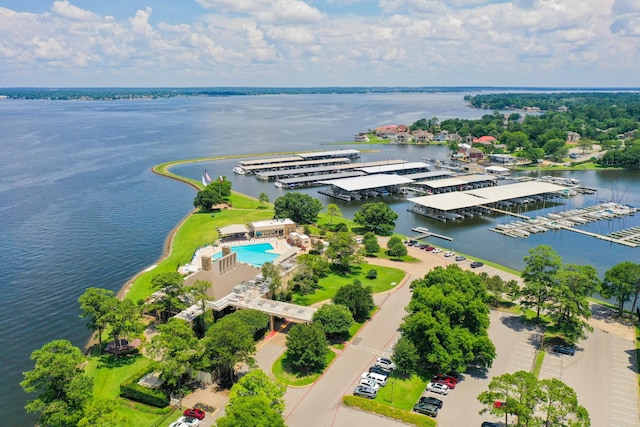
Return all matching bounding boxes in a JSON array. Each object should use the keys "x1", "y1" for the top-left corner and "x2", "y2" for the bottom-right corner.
[
  {"x1": 432, "y1": 374, "x2": 458, "y2": 385},
  {"x1": 183, "y1": 408, "x2": 206, "y2": 420}
]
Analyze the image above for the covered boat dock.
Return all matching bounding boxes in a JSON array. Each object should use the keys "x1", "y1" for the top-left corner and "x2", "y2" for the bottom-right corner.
[
  {"x1": 408, "y1": 181, "x2": 569, "y2": 221},
  {"x1": 318, "y1": 174, "x2": 414, "y2": 201},
  {"x1": 416, "y1": 174, "x2": 497, "y2": 194}
]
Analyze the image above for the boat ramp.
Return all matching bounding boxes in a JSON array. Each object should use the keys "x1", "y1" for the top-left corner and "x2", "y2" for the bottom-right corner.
[{"x1": 489, "y1": 202, "x2": 639, "y2": 247}]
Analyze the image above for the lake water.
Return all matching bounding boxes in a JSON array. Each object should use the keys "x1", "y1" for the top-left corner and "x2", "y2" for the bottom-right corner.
[{"x1": 1, "y1": 93, "x2": 638, "y2": 425}]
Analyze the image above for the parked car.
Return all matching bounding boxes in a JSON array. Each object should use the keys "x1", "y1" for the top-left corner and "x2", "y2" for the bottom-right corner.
[
  {"x1": 375, "y1": 357, "x2": 396, "y2": 371},
  {"x1": 359, "y1": 377, "x2": 381, "y2": 390},
  {"x1": 425, "y1": 245, "x2": 435, "y2": 251},
  {"x1": 444, "y1": 251, "x2": 455, "y2": 257},
  {"x1": 362, "y1": 371, "x2": 388, "y2": 386},
  {"x1": 170, "y1": 416, "x2": 201, "y2": 427},
  {"x1": 354, "y1": 385, "x2": 378, "y2": 399},
  {"x1": 434, "y1": 379, "x2": 456, "y2": 389},
  {"x1": 431, "y1": 248, "x2": 442, "y2": 254},
  {"x1": 481, "y1": 422, "x2": 501, "y2": 427},
  {"x1": 413, "y1": 401, "x2": 439, "y2": 417},
  {"x1": 426, "y1": 382, "x2": 449, "y2": 395},
  {"x1": 470, "y1": 261, "x2": 484, "y2": 268},
  {"x1": 183, "y1": 408, "x2": 206, "y2": 420},
  {"x1": 418, "y1": 396, "x2": 443, "y2": 409},
  {"x1": 368, "y1": 366, "x2": 390, "y2": 377},
  {"x1": 553, "y1": 345, "x2": 575, "y2": 356},
  {"x1": 432, "y1": 374, "x2": 458, "y2": 385},
  {"x1": 455, "y1": 255, "x2": 466, "y2": 261}
]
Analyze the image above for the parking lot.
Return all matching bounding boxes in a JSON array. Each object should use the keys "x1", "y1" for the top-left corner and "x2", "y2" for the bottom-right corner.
[
  {"x1": 433, "y1": 311, "x2": 542, "y2": 426},
  {"x1": 540, "y1": 328, "x2": 639, "y2": 427}
]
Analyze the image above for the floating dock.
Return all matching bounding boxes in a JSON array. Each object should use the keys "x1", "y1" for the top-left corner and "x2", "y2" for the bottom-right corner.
[
  {"x1": 410, "y1": 227, "x2": 453, "y2": 241},
  {"x1": 489, "y1": 202, "x2": 639, "y2": 247}
]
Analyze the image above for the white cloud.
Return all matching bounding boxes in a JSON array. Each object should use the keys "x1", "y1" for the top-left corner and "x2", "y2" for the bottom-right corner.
[
  {"x1": 0, "y1": 0, "x2": 638, "y2": 86},
  {"x1": 51, "y1": 0, "x2": 98, "y2": 21}
]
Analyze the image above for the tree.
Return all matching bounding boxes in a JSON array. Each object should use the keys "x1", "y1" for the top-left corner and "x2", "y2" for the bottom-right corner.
[
  {"x1": 478, "y1": 372, "x2": 590, "y2": 427},
  {"x1": 332, "y1": 281, "x2": 375, "y2": 322},
  {"x1": 386, "y1": 235, "x2": 408, "y2": 258},
  {"x1": 109, "y1": 298, "x2": 142, "y2": 357},
  {"x1": 402, "y1": 265, "x2": 495, "y2": 373},
  {"x1": 392, "y1": 335, "x2": 419, "y2": 376},
  {"x1": 227, "y1": 369, "x2": 286, "y2": 414},
  {"x1": 602, "y1": 262, "x2": 640, "y2": 317},
  {"x1": 537, "y1": 378, "x2": 590, "y2": 427},
  {"x1": 273, "y1": 192, "x2": 323, "y2": 224},
  {"x1": 203, "y1": 316, "x2": 256, "y2": 387},
  {"x1": 187, "y1": 279, "x2": 212, "y2": 336},
  {"x1": 261, "y1": 262, "x2": 283, "y2": 299},
  {"x1": 285, "y1": 323, "x2": 329, "y2": 374},
  {"x1": 77, "y1": 397, "x2": 131, "y2": 427},
  {"x1": 478, "y1": 371, "x2": 539, "y2": 427},
  {"x1": 216, "y1": 394, "x2": 286, "y2": 427},
  {"x1": 258, "y1": 192, "x2": 269, "y2": 207},
  {"x1": 353, "y1": 202, "x2": 398, "y2": 235},
  {"x1": 547, "y1": 264, "x2": 599, "y2": 343},
  {"x1": 193, "y1": 186, "x2": 224, "y2": 212},
  {"x1": 148, "y1": 318, "x2": 204, "y2": 390},
  {"x1": 324, "y1": 231, "x2": 362, "y2": 273},
  {"x1": 229, "y1": 309, "x2": 270, "y2": 339},
  {"x1": 326, "y1": 203, "x2": 342, "y2": 225},
  {"x1": 151, "y1": 271, "x2": 185, "y2": 321},
  {"x1": 520, "y1": 245, "x2": 562, "y2": 320},
  {"x1": 312, "y1": 303, "x2": 354, "y2": 338},
  {"x1": 78, "y1": 287, "x2": 117, "y2": 353},
  {"x1": 21, "y1": 340, "x2": 94, "y2": 427},
  {"x1": 362, "y1": 232, "x2": 380, "y2": 255}
]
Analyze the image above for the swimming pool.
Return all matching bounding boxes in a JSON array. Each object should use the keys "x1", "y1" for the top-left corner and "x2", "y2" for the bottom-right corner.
[{"x1": 212, "y1": 242, "x2": 279, "y2": 267}]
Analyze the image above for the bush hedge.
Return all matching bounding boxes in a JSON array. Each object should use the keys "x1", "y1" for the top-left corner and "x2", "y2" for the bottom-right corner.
[
  {"x1": 120, "y1": 367, "x2": 170, "y2": 408},
  {"x1": 342, "y1": 395, "x2": 436, "y2": 427}
]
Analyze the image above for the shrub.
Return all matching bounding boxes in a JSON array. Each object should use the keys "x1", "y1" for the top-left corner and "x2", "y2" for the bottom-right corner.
[
  {"x1": 366, "y1": 269, "x2": 378, "y2": 279},
  {"x1": 120, "y1": 367, "x2": 170, "y2": 408}
]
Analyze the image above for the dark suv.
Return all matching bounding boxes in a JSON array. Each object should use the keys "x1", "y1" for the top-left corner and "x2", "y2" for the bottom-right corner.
[{"x1": 413, "y1": 402, "x2": 439, "y2": 417}]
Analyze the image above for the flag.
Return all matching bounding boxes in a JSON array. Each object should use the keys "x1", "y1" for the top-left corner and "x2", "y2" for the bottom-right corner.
[
  {"x1": 202, "y1": 175, "x2": 207, "y2": 186},
  {"x1": 219, "y1": 175, "x2": 224, "y2": 183},
  {"x1": 205, "y1": 170, "x2": 212, "y2": 182}
]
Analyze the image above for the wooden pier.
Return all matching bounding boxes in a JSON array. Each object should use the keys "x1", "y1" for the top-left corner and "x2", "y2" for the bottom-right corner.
[{"x1": 410, "y1": 227, "x2": 453, "y2": 241}]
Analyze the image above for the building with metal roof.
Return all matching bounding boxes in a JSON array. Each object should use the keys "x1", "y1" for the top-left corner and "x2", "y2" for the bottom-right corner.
[
  {"x1": 318, "y1": 174, "x2": 415, "y2": 201},
  {"x1": 242, "y1": 157, "x2": 351, "y2": 175},
  {"x1": 297, "y1": 149, "x2": 360, "y2": 161},
  {"x1": 408, "y1": 181, "x2": 569, "y2": 221},
  {"x1": 416, "y1": 174, "x2": 497, "y2": 194},
  {"x1": 403, "y1": 170, "x2": 455, "y2": 182},
  {"x1": 355, "y1": 161, "x2": 430, "y2": 175},
  {"x1": 276, "y1": 171, "x2": 366, "y2": 188}
]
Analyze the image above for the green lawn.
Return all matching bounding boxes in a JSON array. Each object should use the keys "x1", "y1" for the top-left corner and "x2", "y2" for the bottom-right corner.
[
  {"x1": 291, "y1": 264, "x2": 406, "y2": 306},
  {"x1": 83, "y1": 353, "x2": 181, "y2": 426},
  {"x1": 376, "y1": 373, "x2": 428, "y2": 411},
  {"x1": 272, "y1": 350, "x2": 337, "y2": 387},
  {"x1": 126, "y1": 205, "x2": 274, "y2": 302}
]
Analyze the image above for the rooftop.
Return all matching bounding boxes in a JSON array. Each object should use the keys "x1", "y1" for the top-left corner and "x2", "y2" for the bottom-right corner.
[{"x1": 319, "y1": 174, "x2": 414, "y2": 192}]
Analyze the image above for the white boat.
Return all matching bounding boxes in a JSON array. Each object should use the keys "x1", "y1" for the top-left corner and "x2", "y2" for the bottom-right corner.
[
  {"x1": 274, "y1": 181, "x2": 284, "y2": 188},
  {"x1": 233, "y1": 166, "x2": 246, "y2": 175}
]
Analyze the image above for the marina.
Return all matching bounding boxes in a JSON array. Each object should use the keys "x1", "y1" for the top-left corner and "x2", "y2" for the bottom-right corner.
[
  {"x1": 233, "y1": 149, "x2": 361, "y2": 175},
  {"x1": 266, "y1": 159, "x2": 406, "y2": 184},
  {"x1": 489, "y1": 202, "x2": 639, "y2": 246}
]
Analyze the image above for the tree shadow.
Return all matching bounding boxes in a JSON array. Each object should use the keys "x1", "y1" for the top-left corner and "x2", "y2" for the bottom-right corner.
[{"x1": 96, "y1": 352, "x2": 141, "y2": 369}]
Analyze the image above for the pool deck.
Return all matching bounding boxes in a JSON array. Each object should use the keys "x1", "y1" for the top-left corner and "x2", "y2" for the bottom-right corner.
[{"x1": 187, "y1": 238, "x2": 291, "y2": 271}]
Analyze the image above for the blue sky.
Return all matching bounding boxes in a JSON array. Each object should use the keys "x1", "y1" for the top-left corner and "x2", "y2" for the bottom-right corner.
[{"x1": 0, "y1": 0, "x2": 638, "y2": 87}]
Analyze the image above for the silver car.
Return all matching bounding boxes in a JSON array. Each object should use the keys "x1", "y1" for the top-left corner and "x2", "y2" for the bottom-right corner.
[
  {"x1": 426, "y1": 382, "x2": 449, "y2": 395},
  {"x1": 354, "y1": 385, "x2": 378, "y2": 399}
]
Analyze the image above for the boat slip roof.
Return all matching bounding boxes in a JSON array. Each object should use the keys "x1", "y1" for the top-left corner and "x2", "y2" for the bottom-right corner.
[
  {"x1": 416, "y1": 174, "x2": 496, "y2": 189},
  {"x1": 409, "y1": 181, "x2": 568, "y2": 211},
  {"x1": 243, "y1": 157, "x2": 350, "y2": 172},
  {"x1": 297, "y1": 149, "x2": 360, "y2": 159},
  {"x1": 257, "y1": 159, "x2": 406, "y2": 178},
  {"x1": 239, "y1": 156, "x2": 302, "y2": 166},
  {"x1": 403, "y1": 170, "x2": 455, "y2": 180},
  {"x1": 278, "y1": 171, "x2": 366, "y2": 184},
  {"x1": 356, "y1": 161, "x2": 430, "y2": 174},
  {"x1": 319, "y1": 174, "x2": 415, "y2": 191}
]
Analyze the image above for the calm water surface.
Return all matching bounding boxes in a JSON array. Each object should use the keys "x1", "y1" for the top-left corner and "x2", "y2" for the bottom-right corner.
[{"x1": 1, "y1": 93, "x2": 638, "y2": 425}]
